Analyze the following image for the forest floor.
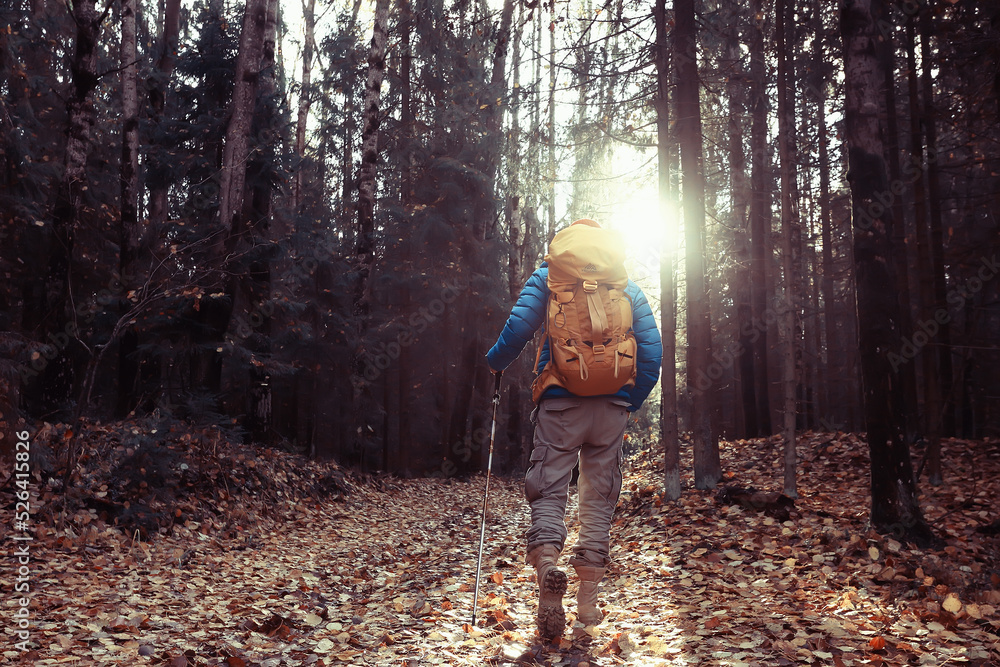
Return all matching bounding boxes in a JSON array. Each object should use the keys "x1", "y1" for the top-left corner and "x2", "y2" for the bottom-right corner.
[{"x1": 2, "y1": 420, "x2": 999, "y2": 666}]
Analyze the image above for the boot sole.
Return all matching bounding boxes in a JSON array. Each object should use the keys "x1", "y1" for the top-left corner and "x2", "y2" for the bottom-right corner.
[{"x1": 537, "y1": 568, "x2": 567, "y2": 640}]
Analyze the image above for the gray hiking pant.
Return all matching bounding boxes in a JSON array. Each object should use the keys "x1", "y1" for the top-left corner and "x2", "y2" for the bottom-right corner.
[{"x1": 524, "y1": 395, "x2": 630, "y2": 567}]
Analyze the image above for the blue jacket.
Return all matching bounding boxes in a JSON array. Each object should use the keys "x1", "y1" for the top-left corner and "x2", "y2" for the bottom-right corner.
[{"x1": 487, "y1": 264, "x2": 663, "y2": 411}]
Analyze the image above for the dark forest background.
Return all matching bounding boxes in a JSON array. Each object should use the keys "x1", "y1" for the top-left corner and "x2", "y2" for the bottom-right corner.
[{"x1": 1, "y1": 0, "x2": 998, "y2": 508}]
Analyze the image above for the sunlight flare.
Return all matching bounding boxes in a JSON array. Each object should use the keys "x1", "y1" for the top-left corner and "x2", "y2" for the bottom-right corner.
[{"x1": 606, "y1": 188, "x2": 680, "y2": 285}]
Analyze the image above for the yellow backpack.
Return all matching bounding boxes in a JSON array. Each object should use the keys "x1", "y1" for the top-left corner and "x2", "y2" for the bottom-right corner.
[{"x1": 531, "y1": 219, "x2": 637, "y2": 402}]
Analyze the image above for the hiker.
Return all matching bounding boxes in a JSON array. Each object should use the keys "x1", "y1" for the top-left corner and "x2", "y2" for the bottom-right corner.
[{"x1": 486, "y1": 218, "x2": 662, "y2": 639}]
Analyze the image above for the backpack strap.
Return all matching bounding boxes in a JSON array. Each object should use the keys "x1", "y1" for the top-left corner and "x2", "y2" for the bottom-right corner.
[
  {"x1": 582, "y1": 281, "x2": 610, "y2": 358},
  {"x1": 533, "y1": 295, "x2": 548, "y2": 377}
]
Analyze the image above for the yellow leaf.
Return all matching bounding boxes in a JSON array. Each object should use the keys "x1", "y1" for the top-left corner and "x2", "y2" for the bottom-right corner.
[
  {"x1": 868, "y1": 546, "x2": 880, "y2": 560},
  {"x1": 942, "y1": 594, "x2": 962, "y2": 613}
]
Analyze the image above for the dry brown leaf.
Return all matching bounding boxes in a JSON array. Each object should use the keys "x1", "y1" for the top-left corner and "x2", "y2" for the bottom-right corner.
[
  {"x1": 8, "y1": 428, "x2": 1000, "y2": 667},
  {"x1": 942, "y1": 594, "x2": 963, "y2": 613}
]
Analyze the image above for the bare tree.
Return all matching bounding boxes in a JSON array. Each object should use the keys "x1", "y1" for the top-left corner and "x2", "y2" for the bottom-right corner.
[
  {"x1": 905, "y1": 14, "x2": 943, "y2": 485},
  {"x1": 722, "y1": 0, "x2": 757, "y2": 439},
  {"x1": 546, "y1": 0, "x2": 557, "y2": 237},
  {"x1": 293, "y1": 0, "x2": 317, "y2": 215},
  {"x1": 918, "y1": 6, "x2": 950, "y2": 475},
  {"x1": 354, "y1": 0, "x2": 390, "y2": 317},
  {"x1": 147, "y1": 0, "x2": 181, "y2": 233},
  {"x1": 880, "y1": 10, "x2": 920, "y2": 444},
  {"x1": 217, "y1": 0, "x2": 272, "y2": 247},
  {"x1": 119, "y1": 0, "x2": 140, "y2": 271},
  {"x1": 674, "y1": 0, "x2": 720, "y2": 489},
  {"x1": 117, "y1": 0, "x2": 141, "y2": 417},
  {"x1": 43, "y1": 0, "x2": 107, "y2": 407},
  {"x1": 748, "y1": 0, "x2": 773, "y2": 435},
  {"x1": 654, "y1": 0, "x2": 679, "y2": 500},
  {"x1": 776, "y1": 0, "x2": 798, "y2": 497},
  {"x1": 840, "y1": 0, "x2": 936, "y2": 546}
]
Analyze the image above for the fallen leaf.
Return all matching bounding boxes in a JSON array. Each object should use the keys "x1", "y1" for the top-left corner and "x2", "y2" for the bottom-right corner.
[{"x1": 942, "y1": 594, "x2": 962, "y2": 613}]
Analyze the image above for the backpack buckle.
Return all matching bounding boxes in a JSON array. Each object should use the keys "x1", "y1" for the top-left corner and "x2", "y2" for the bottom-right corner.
[
  {"x1": 582, "y1": 280, "x2": 598, "y2": 293},
  {"x1": 592, "y1": 344, "x2": 606, "y2": 356}
]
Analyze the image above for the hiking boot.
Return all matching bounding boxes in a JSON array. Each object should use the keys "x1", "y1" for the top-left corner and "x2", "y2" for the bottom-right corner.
[
  {"x1": 527, "y1": 544, "x2": 567, "y2": 639},
  {"x1": 573, "y1": 564, "x2": 606, "y2": 625}
]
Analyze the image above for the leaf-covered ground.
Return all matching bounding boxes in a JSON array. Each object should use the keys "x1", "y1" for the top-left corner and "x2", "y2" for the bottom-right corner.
[{"x1": 2, "y1": 423, "x2": 999, "y2": 666}]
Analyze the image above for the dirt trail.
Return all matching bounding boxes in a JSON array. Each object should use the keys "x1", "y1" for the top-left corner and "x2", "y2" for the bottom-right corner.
[{"x1": 7, "y1": 435, "x2": 1000, "y2": 666}]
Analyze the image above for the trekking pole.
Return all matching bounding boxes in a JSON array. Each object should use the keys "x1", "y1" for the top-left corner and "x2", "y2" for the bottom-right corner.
[{"x1": 472, "y1": 370, "x2": 502, "y2": 627}]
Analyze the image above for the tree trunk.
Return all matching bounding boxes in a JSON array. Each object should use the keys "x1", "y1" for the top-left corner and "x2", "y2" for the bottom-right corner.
[
  {"x1": 674, "y1": 0, "x2": 719, "y2": 489},
  {"x1": 60, "y1": 0, "x2": 101, "y2": 198},
  {"x1": 906, "y1": 15, "x2": 942, "y2": 485},
  {"x1": 354, "y1": 0, "x2": 390, "y2": 318},
  {"x1": 919, "y1": 7, "x2": 954, "y2": 438},
  {"x1": 546, "y1": 0, "x2": 557, "y2": 239},
  {"x1": 881, "y1": 13, "x2": 920, "y2": 444},
  {"x1": 500, "y1": 3, "x2": 530, "y2": 469},
  {"x1": 593, "y1": 0, "x2": 624, "y2": 212},
  {"x1": 217, "y1": 0, "x2": 271, "y2": 247},
  {"x1": 43, "y1": 0, "x2": 104, "y2": 409},
  {"x1": 748, "y1": 0, "x2": 773, "y2": 435},
  {"x1": 244, "y1": 0, "x2": 278, "y2": 444},
  {"x1": 817, "y1": 53, "x2": 844, "y2": 432},
  {"x1": 487, "y1": 0, "x2": 515, "y2": 144},
  {"x1": 726, "y1": 1, "x2": 757, "y2": 439},
  {"x1": 527, "y1": 7, "x2": 543, "y2": 239},
  {"x1": 505, "y1": 2, "x2": 525, "y2": 299},
  {"x1": 133, "y1": 0, "x2": 179, "y2": 418},
  {"x1": 117, "y1": 0, "x2": 141, "y2": 417},
  {"x1": 119, "y1": 0, "x2": 140, "y2": 274},
  {"x1": 148, "y1": 0, "x2": 181, "y2": 233},
  {"x1": 567, "y1": 0, "x2": 597, "y2": 221},
  {"x1": 475, "y1": 0, "x2": 516, "y2": 242},
  {"x1": 655, "y1": 0, "x2": 680, "y2": 501},
  {"x1": 395, "y1": 0, "x2": 415, "y2": 469},
  {"x1": 782, "y1": 0, "x2": 806, "y2": 435},
  {"x1": 807, "y1": 243, "x2": 823, "y2": 428},
  {"x1": 292, "y1": 0, "x2": 317, "y2": 216},
  {"x1": 776, "y1": 0, "x2": 798, "y2": 497},
  {"x1": 840, "y1": 0, "x2": 937, "y2": 547},
  {"x1": 341, "y1": 79, "x2": 356, "y2": 243},
  {"x1": 351, "y1": 0, "x2": 390, "y2": 456}
]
